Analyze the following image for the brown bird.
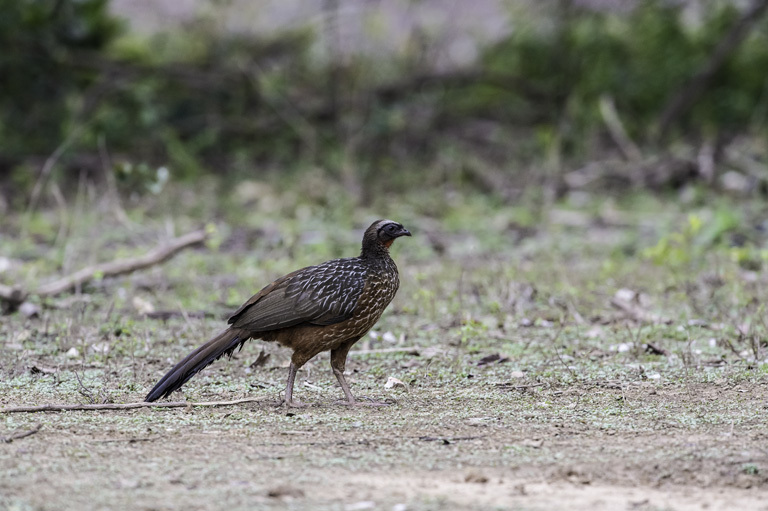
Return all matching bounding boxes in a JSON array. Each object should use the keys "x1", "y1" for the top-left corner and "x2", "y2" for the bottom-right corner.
[{"x1": 145, "y1": 219, "x2": 411, "y2": 406}]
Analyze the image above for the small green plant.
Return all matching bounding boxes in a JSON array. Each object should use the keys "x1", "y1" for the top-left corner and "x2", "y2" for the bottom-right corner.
[
  {"x1": 643, "y1": 214, "x2": 704, "y2": 267},
  {"x1": 742, "y1": 463, "x2": 759, "y2": 476},
  {"x1": 643, "y1": 208, "x2": 748, "y2": 268},
  {"x1": 114, "y1": 162, "x2": 170, "y2": 195}
]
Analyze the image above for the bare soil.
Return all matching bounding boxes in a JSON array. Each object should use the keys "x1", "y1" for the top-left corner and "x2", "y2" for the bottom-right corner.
[
  {"x1": 3, "y1": 190, "x2": 768, "y2": 510},
  {"x1": 2, "y1": 366, "x2": 767, "y2": 511}
]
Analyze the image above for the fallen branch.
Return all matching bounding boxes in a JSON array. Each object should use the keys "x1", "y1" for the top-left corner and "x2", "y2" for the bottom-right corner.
[
  {"x1": 0, "y1": 230, "x2": 208, "y2": 311},
  {"x1": 37, "y1": 230, "x2": 207, "y2": 296},
  {"x1": 1, "y1": 423, "x2": 42, "y2": 442},
  {"x1": 1, "y1": 396, "x2": 265, "y2": 414}
]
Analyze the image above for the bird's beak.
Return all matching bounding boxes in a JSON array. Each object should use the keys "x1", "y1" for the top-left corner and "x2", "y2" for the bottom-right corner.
[{"x1": 400, "y1": 228, "x2": 412, "y2": 237}]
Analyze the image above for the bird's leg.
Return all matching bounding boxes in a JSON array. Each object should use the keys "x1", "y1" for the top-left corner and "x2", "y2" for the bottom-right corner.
[
  {"x1": 331, "y1": 342, "x2": 389, "y2": 407},
  {"x1": 282, "y1": 361, "x2": 307, "y2": 408},
  {"x1": 330, "y1": 349, "x2": 356, "y2": 404}
]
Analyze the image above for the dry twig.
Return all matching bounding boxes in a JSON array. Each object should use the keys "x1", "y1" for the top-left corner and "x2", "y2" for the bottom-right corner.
[
  {"x1": 1, "y1": 397, "x2": 265, "y2": 414},
  {"x1": 1, "y1": 423, "x2": 42, "y2": 442},
  {"x1": 350, "y1": 346, "x2": 420, "y2": 356},
  {"x1": 37, "y1": 230, "x2": 207, "y2": 296},
  {"x1": 599, "y1": 95, "x2": 642, "y2": 161},
  {"x1": 610, "y1": 297, "x2": 670, "y2": 324}
]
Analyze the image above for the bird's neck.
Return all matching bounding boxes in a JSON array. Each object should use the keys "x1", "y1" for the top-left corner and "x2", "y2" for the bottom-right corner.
[{"x1": 360, "y1": 241, "x2": 392, "y2": 261}]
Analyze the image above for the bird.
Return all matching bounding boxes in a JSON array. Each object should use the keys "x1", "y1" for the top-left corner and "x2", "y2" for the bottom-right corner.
[{"x1": 145, "y1": 219, "x2": 411, "y2": 406}]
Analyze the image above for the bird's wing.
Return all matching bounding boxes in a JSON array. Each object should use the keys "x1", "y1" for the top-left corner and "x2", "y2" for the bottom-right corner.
[{"x1": 227, "y1": 259, "x2": 367, "y2": 332}]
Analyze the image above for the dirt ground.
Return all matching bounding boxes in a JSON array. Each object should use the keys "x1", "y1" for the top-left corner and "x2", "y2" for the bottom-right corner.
[
  {"x1": 2, "y1": 373, "x2": 767, "y2": 511},
  {"x1": 3, "y1": 191, "x2": 768, "y2": 510}
]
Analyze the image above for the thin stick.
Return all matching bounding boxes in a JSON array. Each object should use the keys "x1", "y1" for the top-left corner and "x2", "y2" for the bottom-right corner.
[
  {"x1": 36, "y1": 230, "x2": 207, "y2": 297},
  {"x1": 2, "y1": 423, "x2": 42, "y2": 442},
  {"x1": 549, "y1": 325, "x2": 576, "y2": 378},
  {"x1": 1, "y1": 396, "x2": 266, "y2": 414},
  {"x1": 599, "y1": 95, "x2": 642, "y2": 161},
  {"x1": 26, "y1": 124, "x2": 86, "y2": 219},
  {"x1": 350, "y1": 346, "x2": 420, "y2": 355},
  {"x1": 610, "y1": 297, "x2": 669, "y2": 324}
]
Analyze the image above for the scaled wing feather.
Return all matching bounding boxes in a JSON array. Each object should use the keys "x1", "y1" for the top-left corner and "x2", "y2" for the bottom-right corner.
[{"x1": 228, "y1": 259, "x2": 366, "y2": 331}]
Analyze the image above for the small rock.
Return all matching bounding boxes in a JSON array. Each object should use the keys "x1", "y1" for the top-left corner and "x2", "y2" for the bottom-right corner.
[
  {"x1": 721, "y1": 170, "x2": 751, "y2": 193},
  {"x1": 132, "y1": 296, "x2": 155, "y2": 315},
  {"x1": 15, "y1": 329, "x2": 31, "y2": 343},
  {"x1": 90, "y1": 342, "x2": 110, "y2": 355},
  {"x1": 467, "y1": 417, "x2": 493, "y2": 426},
  {"x1": 118, "y1": 479, "x2": 139, "y2": 489},
  {"x1": 66, "y1": 347, "x2": 80, "y2": 358},
  {"x1": 421, "y1": 346, "x2": 443, "y2": 358},
  {"x1": 614, "y1": 288, "x2": 637, "y2": 302},
  {"x1": 345, "y1": 501, "x2": 375, "y2": 511},
  {"x1": 19, "y1": 302, "x2": 40, "y2": 318},
  {"x1": 382, "y1": 331, "x2": 397, "y2": 344},
  {"x1": 585, "y1": 326, "x2": 604, "y2": 339}
]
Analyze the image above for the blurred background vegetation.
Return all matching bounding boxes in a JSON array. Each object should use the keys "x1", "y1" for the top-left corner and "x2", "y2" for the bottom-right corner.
[{"x1": 2, "y1": 0, "x2": 768, "y2": 207}]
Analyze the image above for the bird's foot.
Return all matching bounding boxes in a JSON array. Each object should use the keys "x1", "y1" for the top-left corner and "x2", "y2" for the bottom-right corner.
[{"x1": 277, "y1": 399, "x2": 309, "y2": 408}]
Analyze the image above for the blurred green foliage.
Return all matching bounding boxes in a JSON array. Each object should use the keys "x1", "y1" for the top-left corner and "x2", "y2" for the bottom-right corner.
[
  {"x1": 477, "y1": 0, "x2": 768, "y2": 155},
  {"x1": 643, "y1": 208, "x2": 767, "y2": 270},
  {"x1": 0, "y1": 0, "x2": 121, "y2": 156},
  {"x1": 1, "y1": 0, "x2": 768, "y2": 200}
]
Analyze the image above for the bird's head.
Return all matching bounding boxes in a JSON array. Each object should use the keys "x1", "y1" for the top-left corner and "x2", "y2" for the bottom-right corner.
[{"x1": 362, "y1": 219, "x2": 411, "y2": 255}]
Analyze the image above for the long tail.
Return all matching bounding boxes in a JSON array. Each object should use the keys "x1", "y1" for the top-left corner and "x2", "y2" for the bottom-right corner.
[{"x1": 145, "y1": 328, "x2": 249, "y2": 402}]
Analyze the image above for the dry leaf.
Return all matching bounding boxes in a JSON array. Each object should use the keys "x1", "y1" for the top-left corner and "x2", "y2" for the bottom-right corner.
[
  {"x1": 520, "y1": 438, "x2": 544, "y2": 448},
  {"x1": 465, "y1": 472, "x2": 489, "y2": 483},
  {"x1": 384, "y1": 376, "x2": 406, "y2": 390},
  {"x1": 477, "y1": 353, "x2": 509, "y2": 366}
]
